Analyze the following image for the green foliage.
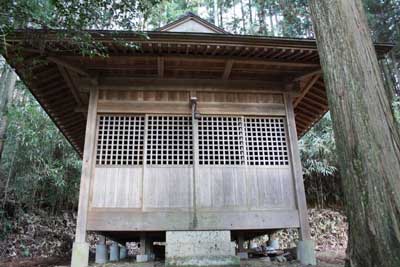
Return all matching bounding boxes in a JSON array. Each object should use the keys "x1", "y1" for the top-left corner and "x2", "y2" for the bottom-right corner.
[
  {"x1": 0, "y1": 0, "x2": 161, "y2": 56},
  {"x1": 299, "y1": 113, "x2": 342, "y2": 207},
  {"x1": 300, "y1": 113, "x2": 337, "y2": 178},
  {"x1": 0, "y1": 83, "x2": 81, "y2": 215}
]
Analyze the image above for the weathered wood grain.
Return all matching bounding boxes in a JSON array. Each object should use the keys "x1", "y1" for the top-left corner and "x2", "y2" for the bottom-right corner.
[
  {"x1": 87, "y1": 209, "x2": 300, "y2": 231},
  {"x1": 91, "y1": 167, "x2": 142, "y2": 208}
]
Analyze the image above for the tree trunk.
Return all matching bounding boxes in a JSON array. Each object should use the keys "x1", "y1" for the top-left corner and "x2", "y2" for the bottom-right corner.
[
  {"x1": 308, "y1": 1, "x2": 400, "y2": 267},
  {"x1": 219, "y1": 0, "x2": 224, "y2": 28},
  {"x1": 214, "y1": 0, "x2": 218, "y2": 26},
  {"x1": 269, "y1": 6, "x2": 274, "y2": 35},
  {"x1": 0, "y1": 65, "x2": 17, "y2": 161},
  {"x1": 240, "y1": 0, "x2": 246, "y2": 33},
  {"x1": 248, "y1": 0, "x2": 253, "y2": 28},
  {"x1": 257, "y1": 0, "x2": 267, "y2": 34}
]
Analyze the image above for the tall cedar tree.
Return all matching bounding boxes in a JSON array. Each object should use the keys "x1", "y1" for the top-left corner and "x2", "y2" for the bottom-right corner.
[{"x1": 308, "y1": 1, "x2": 400, "y2": 267}]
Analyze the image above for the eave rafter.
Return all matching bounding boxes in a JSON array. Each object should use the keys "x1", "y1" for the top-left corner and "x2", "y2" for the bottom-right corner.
[
  {"x1": 293, "y1": 74, "x2": 321, "y2": 108},
  {"x1": 222, "y1": 60, "x2": 233, "y2": 80}
]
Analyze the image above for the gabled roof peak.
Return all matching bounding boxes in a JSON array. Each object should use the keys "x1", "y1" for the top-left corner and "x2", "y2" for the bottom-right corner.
[{"x1": 157, "y1": 12, "x2": 229, "y2": 34}]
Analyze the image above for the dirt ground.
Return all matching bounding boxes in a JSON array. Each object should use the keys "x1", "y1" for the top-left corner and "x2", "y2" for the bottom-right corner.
[{"x1": 0, "y1": 251, "x2": 346, "y2": 267}]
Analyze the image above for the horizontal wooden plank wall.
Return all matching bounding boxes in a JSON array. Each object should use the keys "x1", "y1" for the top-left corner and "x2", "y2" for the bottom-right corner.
[{"x1": 87, "y1": 210, "x2": 300, "y2": 231}]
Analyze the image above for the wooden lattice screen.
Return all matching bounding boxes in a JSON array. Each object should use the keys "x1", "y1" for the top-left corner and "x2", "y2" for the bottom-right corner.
[
  {"x1": 96, "y1": 115, "x2": 145, "y2": 165},
  {"x1": 198, "y1": 116, "x2": 245, "y2": 165},
  {"x1": 96, "y1": 115, "x2": 289, "y2": 166},
  {"x1": 244, "y1": 117, "x2": 289, "y2": 166},
  {"x1": 146, "y1": 115, "x2": 193, "y2": 165}
]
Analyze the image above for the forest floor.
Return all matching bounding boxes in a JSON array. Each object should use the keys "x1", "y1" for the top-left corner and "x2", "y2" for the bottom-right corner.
[{"x1": 0, "y1": 209, "x2": 347, "y2": 267}]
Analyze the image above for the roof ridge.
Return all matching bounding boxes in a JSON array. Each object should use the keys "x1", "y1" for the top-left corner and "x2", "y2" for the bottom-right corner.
[{"x1": 156, "y1": 12, "x2": 229, "y2": 34}]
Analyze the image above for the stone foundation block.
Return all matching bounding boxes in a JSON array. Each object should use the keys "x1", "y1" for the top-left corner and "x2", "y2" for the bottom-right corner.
[
  {"x1": 166, "y1": 231, "x2": 239, "y2": 267},
  {"x1": 110, "y1": 242, "x2": 120, "y2": 262},
  {"x1": 120, "y1": 246, "x2": 127, "y2": 260},
  {"x1": 297, "y1": 240, "x2": 316, "y2": 266},
  {"x1": 71, "y1": 242, "x2": 89, "y2": 267},
  {"x1": 95, "y1": 244, "x2": 107, "y2": 264}
]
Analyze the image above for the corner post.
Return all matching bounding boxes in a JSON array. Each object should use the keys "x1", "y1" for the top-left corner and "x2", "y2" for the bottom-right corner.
[
  {"x1": 71, "y1": 87, "x2": 99, "y2": 267},
  {"x1": 283, "y1": 93, "x2": 316, "y2": 265}
]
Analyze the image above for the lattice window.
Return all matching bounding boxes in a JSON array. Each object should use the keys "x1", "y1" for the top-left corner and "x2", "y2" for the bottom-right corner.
[
  {"x1": 146, "y1": 115, "x2": 193, "y2": 165},
  {"x1": 198, "y1": 116, "x2": 245, "y2": 165},
  {"x1": 96, "y1": 115, "x2": 145, "y2": 165},
  {"x1": 244, "y1": 117, "x2": 289, "y2": 166}
]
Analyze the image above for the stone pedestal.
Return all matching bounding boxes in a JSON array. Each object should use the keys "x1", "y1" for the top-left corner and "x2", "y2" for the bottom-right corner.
[
  {"x1": 166, "y1": 231, "x2": 239, "y2": 267},
  {"x1": 71, "y1": 242, "x2": 89, "y2": 267},
  {"x1": 120, "y1": 246, "x2": 127, "y2": 260},
  {"x1": 297, "y1": 240, "x2": 316, "y2": 266},
  {"x1": 95, "y1": 244, "x2": 107, "y2": 264},
  {"x1": 110, "y1": 242, "x2": 120, "y2": 262}
]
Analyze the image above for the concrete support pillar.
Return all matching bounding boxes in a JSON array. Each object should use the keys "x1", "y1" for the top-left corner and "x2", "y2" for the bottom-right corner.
[
  {"x1": 120, "y1": 245, "x2": 127, "y2": 260},
  {"x1": 95, "y1": 236, "x2": 107, "y2": 264},
  {"x1": 297, "y1": 240, "x2": 316, "y2": 266},
  {"x1": 71, "y1": 242, "x2": 89, "y2": 267},
  {"x1": 110, "y1": 242, "x2": 120, "y2": 262},
  {"x1": 268, "y1": 233, "x2": 279, "y2": 250}
]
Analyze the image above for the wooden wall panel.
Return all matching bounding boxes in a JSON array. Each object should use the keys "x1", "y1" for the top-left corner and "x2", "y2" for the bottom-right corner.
[
  {"x1": 99, "y1": 90, "x2": 189, "y2": 102},
  {"x1": 196, "y1": 166, "x2": 294, "y2": 210},
  {"x1": 197, "y1": 92, "x2": 283, "y2": 104},
  {"x1": 143, "y1": 167, "x2": 193, "y2": 209},
  {"x1": 196, "y1": 167, "x2": 247, "y2": 209},
  {"x1": 91, "y1": 167, "x2": 142, "y2": 208},
  {"x1": 97, "y1": 90, "x2": 285, "y2": 116},
  {"x1": 87, "y1": 210, "x2": 300, "y2": 231},
  {"x1": 247, "y1": 167, "x2": 295, "y2": 209}
]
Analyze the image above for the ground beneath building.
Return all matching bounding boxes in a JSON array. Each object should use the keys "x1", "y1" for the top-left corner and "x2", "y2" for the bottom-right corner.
[{"x1": 0, "y1": 251, "x2": 345, "y2": 267}]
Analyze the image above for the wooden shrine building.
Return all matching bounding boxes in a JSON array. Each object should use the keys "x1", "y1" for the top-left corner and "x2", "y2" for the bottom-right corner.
[{"x1": 5, "y1": 12, "x2": 393, "y2": 267}]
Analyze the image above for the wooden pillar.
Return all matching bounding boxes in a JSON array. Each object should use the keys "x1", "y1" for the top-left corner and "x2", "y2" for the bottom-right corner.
[
  {"x1": 284, "y1": 93, "x2": 311, "y2": 240},
  {"x1": 75, "y1": 87, "x2": 99, "y2": 242}
]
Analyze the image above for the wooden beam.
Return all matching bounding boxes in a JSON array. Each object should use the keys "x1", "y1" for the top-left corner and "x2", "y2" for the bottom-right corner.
[
  {"x1": 157, "y1": 57, "x2": 164, "y2": 78},
  {"x1": 61, "y1": 54, "x2": 320, "y2": 68},
  {"x1": 296, "y1": 113, "x2": 315, "y2": 124},
  {"x1": 295, "y1": 119, "x2": 308, "y2": 129},
  {"x1": 48, "y1": 57, "x2": 90, "y2": 76},
  {"x1": 302, "y1": 96, "x2": 328, "y2": 110},
  {"x1": 222, "y1": 60, "x2": 233, "y2": 80},
  {"x1": 294, "y1": 69, "x2": 322, "y2": 81},
  {"x1": 57, "y1": 66, "x2": 84, "y2": 106},
  {"x1": 295, "y1": 113, "x2": 313, "y2": 125},
  {"x1": 294, "y1": 74, "x2": 321, "y2": 108},
  {"x1": 295, "y1": 105, "x2": 318, "y2": 118},
  {"x1": 307, "y1": 91, "x2": 328, "y2": 103},
  {"x1": 296, "y1": 100, "x2": 324, "y2": 114},
  {"x1": 78, "y1": 77, "x2": 291, "y2": 94}
]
